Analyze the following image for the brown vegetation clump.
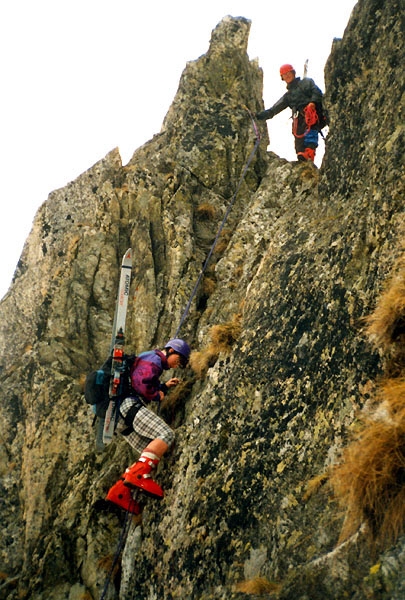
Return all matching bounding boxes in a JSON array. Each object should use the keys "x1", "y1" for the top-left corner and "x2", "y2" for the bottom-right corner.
[
  {"x1": 98, "y1": 554, "x2": 120, "y2": 577},
  {"x1": 330, "y1": 253, "x2": 405, "y2": 548},
  {"x1": 213, "y1": 228, "x2": 232, "y2": 255},
  {"x1": 366, "y1": 256, "x2": 405, "y2": 374},
  {"x1": 329, "y1": 378, "x2": 405, "y2": 548},
  {"x1": 302, "y1": 472, "x2": 329, "y2": 502},
  {"x1": 189, "y1": 314, "x2": 242, "y2": 379},
  {"x1": 196, "y1": 202, "x2": 217, "y2": 220},
  {"x1": 202, "y1": 275, "x2": 216, "y2": 297},
  {"x1": 235, "y1": 576, "x2": 281, "y2": 596},
  {"x1": 160, "y1": 377, "x2": 195, "y2": 423},
  {"x1": 189, "y1": 347, "x2": 218, "y2": 379},
  {"x1": 210, "y1": 315, "x2": 242, "y2": 352},
  {"x1": 376, "y1": 378, "x2": 405, "y2": 415}
]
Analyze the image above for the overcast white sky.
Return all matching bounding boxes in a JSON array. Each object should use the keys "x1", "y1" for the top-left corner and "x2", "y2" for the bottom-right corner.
[{"x1": 0, "y1": 0, "x2": 357, "y2": 300}]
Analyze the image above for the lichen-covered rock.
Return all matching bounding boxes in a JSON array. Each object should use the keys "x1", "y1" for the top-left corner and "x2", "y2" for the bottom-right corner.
[{"x1": 0, "y1": 3, "x2": 404, "y2": 599}]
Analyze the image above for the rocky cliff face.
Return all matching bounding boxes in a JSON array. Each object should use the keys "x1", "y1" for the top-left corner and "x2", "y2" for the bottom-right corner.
[{"x1": 0, "y1": 2, "x2": 404, "y2": 599}]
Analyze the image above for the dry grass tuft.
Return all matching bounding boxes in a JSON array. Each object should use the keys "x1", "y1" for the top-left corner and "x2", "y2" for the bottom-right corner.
[
  {"x1": 329, "y1": 379, "x2": 405, "y2": 547},
  {"x1": 160, "y1": 378, "x2": 195, "y2": 423},
  {"x1": 375, "y1": 378, "x2": 405, "y2": 416},
  {"x1": 210, "y1": 315, "x2": 242, "y2": 352},
  {"x1": 189, "y1": 314, "x2": 242, "y2": 379},
  {"x1": 79, "y1": 373, "x2": 87, "y2": 392},
  {"x1": 366, "y1": 257, "x2": 405, "y2": 351},
  {"x1": 202, "y1": 276, "x2": 216, "y2": 297},
  {"x1": 189, "y1": 348, "x2": 218, "y2": 379},
  {"x1": 235, "y1": 576, "x2": 281, "y2": 595},
  {"x1": 329, "y1": 253, "x2": 405, "y2": 549},
  {"x1": 302, "y1": 473, "x2": 329, "y2": 502},
  {"x1": 196, "y1": 202, "x2": 216, "y2": 220},
  {"x1": 98, "y1": 554, "x2": 120, "y2": 577},
  {"x1": 213, "y1": 228, "x2": 232, "y2": 255}
]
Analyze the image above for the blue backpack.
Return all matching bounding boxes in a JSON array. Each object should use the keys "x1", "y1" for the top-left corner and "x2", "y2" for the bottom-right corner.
[{"x1": 84, "y1": 355, "x2": 136, "y2": 418}]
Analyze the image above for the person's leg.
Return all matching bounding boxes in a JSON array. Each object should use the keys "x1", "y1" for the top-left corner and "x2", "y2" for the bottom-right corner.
[
  {"x1": 144, "y1": 438, "x2": 169, "y2": 457},
  {"x1": 123, "y1": 408, "x2": 175, "y2": 498},
  {"x1": 295, "y1": 114, "x2": 318, "y2": 162},
  {"x1": 106, "y1": 403, "x2": 174, "y2": 509},
  {"x1": 299, "y1": 126, "x2": 318, "y2": 162},
  {"x1": 294, "y1": 114, "x2": 306, "y2": 159}
]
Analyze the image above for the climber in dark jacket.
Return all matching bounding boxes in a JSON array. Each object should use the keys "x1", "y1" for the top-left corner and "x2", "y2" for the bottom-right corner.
[{"x1": 256, "y1": 64, "x2": 324, "y2": 163}]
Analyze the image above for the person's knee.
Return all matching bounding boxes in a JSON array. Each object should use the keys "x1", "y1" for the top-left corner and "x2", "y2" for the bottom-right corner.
[{"x1": 162, "y1": 427, "x2": 175, "y2": 448}]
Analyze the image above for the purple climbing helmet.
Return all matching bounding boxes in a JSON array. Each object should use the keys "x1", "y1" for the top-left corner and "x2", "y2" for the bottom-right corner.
[{"x1": 164, "y1": 338, "x2": 191, "y2": 363}]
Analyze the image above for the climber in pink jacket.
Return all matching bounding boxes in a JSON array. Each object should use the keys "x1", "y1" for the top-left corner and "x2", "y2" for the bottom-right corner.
[{"x1": 106, "y1": 338, "x2": 191, "y2": 513}]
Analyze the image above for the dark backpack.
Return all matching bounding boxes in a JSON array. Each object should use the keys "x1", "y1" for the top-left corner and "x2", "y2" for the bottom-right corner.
[
  {"x1": 317, "y1": 103, "x2": 329, "y2": 131},
  {"x1": 85, "y1": 354, "x2": 136, "y2": 418}
]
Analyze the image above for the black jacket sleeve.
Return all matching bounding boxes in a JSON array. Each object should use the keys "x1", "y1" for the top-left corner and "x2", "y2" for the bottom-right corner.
[
  {"x1": 267, "y1": 92, "x2": 291, "y2": 117},
  {"x1": 256, "y1": 77, "x2": 323, "y2": 120},
  {"x1": 256, "y1": 92, "x2": 290, "y2": 120}
]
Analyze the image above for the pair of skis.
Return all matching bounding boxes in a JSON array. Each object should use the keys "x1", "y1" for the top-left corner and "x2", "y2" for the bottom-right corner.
[{"x1": 102, "y1": 248, "x2": 132, "y2": 445}]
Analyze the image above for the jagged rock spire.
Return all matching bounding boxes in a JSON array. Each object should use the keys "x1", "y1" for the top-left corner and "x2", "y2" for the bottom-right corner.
[{"x1": 1, "y1": 5, "x2": 404, "y2": 599}]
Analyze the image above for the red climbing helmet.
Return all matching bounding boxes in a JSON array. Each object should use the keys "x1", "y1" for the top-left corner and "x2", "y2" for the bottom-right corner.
[{"x1": 280, "y1": 64, "x2": 295, "y2": 76}]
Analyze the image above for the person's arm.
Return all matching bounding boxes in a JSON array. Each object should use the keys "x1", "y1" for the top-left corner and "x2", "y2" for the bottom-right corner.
[
  {"x1": 159, "y1": 377, "x2": 179, "y2": 401},
  {"x1": 131, "y1": 360, "x2": 162, "y2": 402},
  {"x1": 256, "y1": 93, "x2": 290, "y2": 120}
]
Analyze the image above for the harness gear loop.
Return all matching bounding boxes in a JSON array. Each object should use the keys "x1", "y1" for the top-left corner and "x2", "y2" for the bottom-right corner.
[
  {"x1": 175, "y1": 107, "x2": 261, "y2": 337},
  {"x1": 292, "y1": 110, "x2": 305, "y2": 138}
]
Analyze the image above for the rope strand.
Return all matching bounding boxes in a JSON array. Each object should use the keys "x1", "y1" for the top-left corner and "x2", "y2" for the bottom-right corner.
[
  {"x1": 100, "y1": 109, "x2": 261, "y2": 599},
  {"x1": 175, "y1": 108, "x2": 261, "y2": 337},
  {"x1": 100, "y1": 506, "x2": 133, "y2": 600}
]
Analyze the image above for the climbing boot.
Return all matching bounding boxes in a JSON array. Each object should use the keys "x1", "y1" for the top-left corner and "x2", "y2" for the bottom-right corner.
[
  {"x1": 123, "y1": 452, "x2": 164, "y2": 499},
  {"x1": 297, "y1": 147, "x2": 316, "y2": 162},
  {"x1": 106, "y1": 478, "x2": 142, "y2": 514}
]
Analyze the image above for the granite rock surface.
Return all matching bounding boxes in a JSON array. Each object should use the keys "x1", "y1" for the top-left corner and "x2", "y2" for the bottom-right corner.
[{"x1": 0, "y1": 3, "x2": 404, "y2": 599}]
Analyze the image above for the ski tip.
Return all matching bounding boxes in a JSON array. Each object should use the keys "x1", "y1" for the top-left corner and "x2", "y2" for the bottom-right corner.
[{"x1": 122, "y1": 248, "x2": 132, "y2": 266}]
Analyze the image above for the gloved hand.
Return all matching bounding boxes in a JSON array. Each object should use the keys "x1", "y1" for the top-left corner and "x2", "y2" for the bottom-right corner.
[{"x1": 256, "y1": 109, "x2": 273, "y2": 121}]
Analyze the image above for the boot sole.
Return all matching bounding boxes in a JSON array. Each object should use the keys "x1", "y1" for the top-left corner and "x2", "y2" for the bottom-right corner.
[{"x1": 123, "y1": 479, "x2": 164, "y2": 499}]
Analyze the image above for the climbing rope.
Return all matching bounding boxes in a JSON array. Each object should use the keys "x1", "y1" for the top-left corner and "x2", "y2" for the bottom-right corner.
[
  {"x1": 293, "y1": 104, "x2": 319, "y2": 138},
  {"x1": 100, "y1": 109, "x2": 261, "y2": 598},
  {"x1": 175, "y1": 107, "x2": 261, "y2": 337},
  {"x1": 99, "y1": 502, "x2": 134, "y2": 600}
]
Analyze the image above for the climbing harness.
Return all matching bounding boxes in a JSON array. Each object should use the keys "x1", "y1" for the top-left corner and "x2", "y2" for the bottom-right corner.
[
  {"x1": 292, "y1": 104, "x2": 319, "y2": 139},
  {"x1": 175, "y1": 107, "x2": 261, "y2": 337}
]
